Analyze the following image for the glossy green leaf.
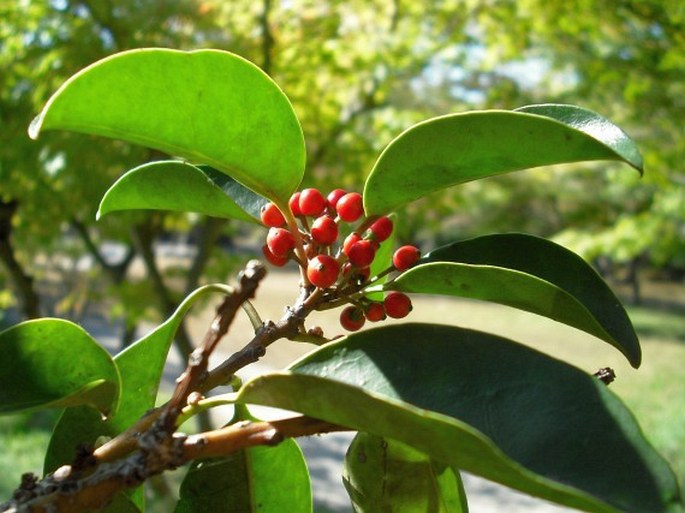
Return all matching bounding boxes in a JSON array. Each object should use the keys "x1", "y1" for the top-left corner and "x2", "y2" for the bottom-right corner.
[
  {"x1": 44, "y1": 284, "x2": 233, "y2": 475},
  {"x1": 29, "y1": 48, "x2": 305, "y2": 204},
  {"x1": 363, "y1": 105, "x2": 643, "y2": 215},
  {"x1": 0, "y1": 319, "x2": 119, "y2": 417},
  {"x1": 239, "y1": 324, "x2": 683, "y2": 513},
  {"x1": 97, "y1": 161, "x2": 267, "y2": 223},
  {"x1": 344, "y1": 433, "x2": 468, "y2": 513},
  {"x1": 411, "y1": 233, "x2": 640, "y2": 367},
  {"x1": 175, "y1": 440, "x2": 311, "y2": 513}
]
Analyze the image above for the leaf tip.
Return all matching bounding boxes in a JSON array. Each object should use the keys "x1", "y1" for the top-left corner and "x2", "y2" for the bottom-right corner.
[{"x1": 28, "y1": 113, "x2": 45, "y2": 140}]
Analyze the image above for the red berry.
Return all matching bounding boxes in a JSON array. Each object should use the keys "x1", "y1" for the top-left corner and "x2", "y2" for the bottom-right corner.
[
  {"x1": 299, "y1": 188, "x2": 326, "y2": 217},
  {"x1": 311, "y1": 215, "x2": 339, "y2": 245},
  {"x1": 343, "y1": 232, "x2": 361, "y2": 256},
  {"x1": 326, "y1": 189, "x2": 347, "y2": 210},
  {"x1": 340, "y1": 306, "x2": 365, "y2": 331},
  {"x1": 266, "y1": 227, "x2": 295, "y2": 258},
  {"x1": 260, "y1": 202, "x2": 285, "y2": 227},
  {"x1": 307, "y1": 254, "x2": 340, "y2": 288},
  {"x1": 262, "y1": 244, "x2": 288, "y2": 267},
  {"x1": 336, "y1": 192, "x2": 364, "y2": 222},
  {"x1": 365, "y1": 302, "x2": 386, "y2": 322},
  {"x1": 368, "y1": 216, "x2": 393, "y2": 242},
  {"x1": 392, "y1": 245, "x2": 420, "y2": 271},
  {"x1": 347, "y1": 240, "x2": 376, "y2": 268},
  {"x1": 289, "y1": 191, "x2": 302, "y2": 217},
  {"x1": 384, "y1": 292, "x2": 413, "y2": 319}
]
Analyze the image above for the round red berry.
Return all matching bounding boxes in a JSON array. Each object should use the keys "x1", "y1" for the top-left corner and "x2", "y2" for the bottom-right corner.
[
  {"x1": 365, "y1": 302, "x2": 386, "y2": 322},
  {"x1": 336, "y1": 192, "x2": 364, "y2": 222},
  {"x1": 289, "y1": 191, "x2": 302, "y2": 217},
  {"x1": 311, "y1": 215, "x2": 339, "y2": 245},
  {"x1": 343, "y1": 263, "x2": 370, "y2": 284},
  {"x1": 384, "y1": 292, "x2": 413, "y2": 319},
  {"x1": 368, "y1": 216, "x2": 393, "y2": 242},
  {"x1": 343, "y1": 232, "x2": 361, "y2": 256},
  {"x1": 340, "y1": 306, "x2": 365, "y2": 331},
  {"x1": 307, "y1": 254, "x2": 340, "y2": 288},
  {"x1": 326, "y1": 189, "x2": 347, "y2": 210},
  {"x1": 392, "y1": 245, "x2": 420, "y2": 271},
  {"x1": 299, "y1": 188, "x2": 326, "y2": 217},
  {"x1": 260, "y1": 202, "x2": 285, "y2": 227},
  {"x1": 266, "y1": 227, "x2": 296, "y2": 258},
  {"x1": 347, "y1": 240, "x2": 376, "y2": 268},
  {"x1": 262, "y1": 244, "x2": 288, "y2": 267}
]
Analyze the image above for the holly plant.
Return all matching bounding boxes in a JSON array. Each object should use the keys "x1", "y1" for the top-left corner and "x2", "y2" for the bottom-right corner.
[{"x1": 2, "y1": 49, "x2": 683, "y2": 513}]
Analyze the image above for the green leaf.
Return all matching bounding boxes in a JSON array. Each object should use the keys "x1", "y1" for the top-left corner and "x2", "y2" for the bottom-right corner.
[
  {"x1": 408, "y1": 233, "x2": 640, "y2": 367},
  {"x1": 29, "y1": 48, "x2": 305, "y2": 205},
  {"x1": 363, "y1": 105, "x2": 643, "y2": 215},
  {"x1": 365, "y1": 214, "x2": 396, "y2": 302},
  {"x1": 175, "y1": 439, "x2": 311, "y2": 513},
  {"x1": 44, "y1": 284, "x2": 233, "y2": 474},
  {"x1": 514, "y1": 104, "x2": 643, "y2": 172},
  {"x1": 344, "y1": 433, "x2": 468, "y2": 513},
  {"x1": 0, "y1": 319, "x2": 119, "y2": 417},
  {"x1": 97, "y1": 161, "x2": 268, "y2": 223},
  {"x1": 238, "y1": 324, "x2": 683, "y2": 513}
]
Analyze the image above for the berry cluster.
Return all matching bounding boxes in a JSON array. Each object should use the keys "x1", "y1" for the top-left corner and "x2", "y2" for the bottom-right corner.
[{"x1": 260, "y1": 188, "x2": 420, "y2": 332}]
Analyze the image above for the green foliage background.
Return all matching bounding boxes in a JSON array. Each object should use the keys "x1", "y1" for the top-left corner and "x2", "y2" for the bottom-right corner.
[{"x1": 1, "y1": 0, "x2": 683, "y2": 336}]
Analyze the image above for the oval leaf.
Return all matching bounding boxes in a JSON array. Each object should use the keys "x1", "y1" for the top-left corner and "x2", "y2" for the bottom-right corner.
[
  {"x1": 238, "y1": 324, "x2": 682, "y2": 513},
  {"x1": 29, "y1": 48, "x2": 305, "y2": 204},
  {"x1": 97, "y1": 161, "x2": 268, "y2": 223},
  {"x1": 44, "y1": 284, "x2": 233, "y2": 474},
  {"x1": 0, "y1": 319, "x2": 119, "y2": 417},
  {"x1": 363, "y1": 105, "x2": 643, "y2": 215},
  {"x1": 344, "y1": 433, "x2": 468, "y2": 513},
  {"x1": 413, "y1": 233, "x2": 640, "y2": 367},
  {"x1": 175, "y1": 439, "x2": 311, "y2": 513}
]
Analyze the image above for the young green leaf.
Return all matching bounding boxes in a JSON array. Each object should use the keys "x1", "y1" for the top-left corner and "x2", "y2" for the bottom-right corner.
[
  {"x1": 238, "y1": 324, "x2": 683, "y2": 513},
  {"x1": 97, "y1": 161, "x2": 268, "y2": 223},
  {"x1": 175, "y1": 440, "x2": 311, "y2": 513},
  {"x1": 44, "y1": 284, "x2": 233, "y2": 473},
  {"x1": 29, "y1": 48, "x2": 305, "y2": 205},
  {"x1": 408, "y1": 233, "x2": 640, "y2": 367},
  {"x1": 363, "y1": 105, "x2": 643, "y2": 215},
  {"x1": 0, "y1": 319, "x2": 119, "y2": 417},
  {"x1": 344, "y1": 433, "x2": 468, "y2": 513}
]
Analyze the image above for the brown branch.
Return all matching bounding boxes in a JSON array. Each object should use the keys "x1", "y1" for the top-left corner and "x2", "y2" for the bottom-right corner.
[{"x1": 2, "y1": 416, "x2": 346, "y2": 513}]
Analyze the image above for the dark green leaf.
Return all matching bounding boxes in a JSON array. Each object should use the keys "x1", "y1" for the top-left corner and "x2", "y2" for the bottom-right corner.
[
  {"x1": 0, "y1": 319, "x2": 119, "y2": 417},
  {"x1": 344, "y1": 433, "x2": 468, "y2": 513},
  {"x1": 239, "y1": 324, "x2": 682, "y2": 513},
  {"x1": 175, "y1": 439, "x2": 311, "y2": 513},
  {"x1": 410, "y1": 233, "x2": 640, "y2": 367},
  {"x1": 363, "y1": 105, "x2": 643, "y2": 215},
  {"x1": 97, "y1": 161, "x2": 267, "y2": 223},
  {"x1": 45, "y1": 284, "x2": 232, "y2": 474},
  {"x1": 29, "y1": 48, "x2": 305, "y2": 205}
]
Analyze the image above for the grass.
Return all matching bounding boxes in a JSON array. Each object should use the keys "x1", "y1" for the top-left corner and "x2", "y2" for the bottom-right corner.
[{"x1": 1, "y1": 280, "x2": 684, "y2": 507}]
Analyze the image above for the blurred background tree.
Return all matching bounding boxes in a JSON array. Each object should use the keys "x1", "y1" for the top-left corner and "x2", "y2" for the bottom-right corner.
[{"x1": 1, "y1": 0, "x2": 683, "y2": 342}]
